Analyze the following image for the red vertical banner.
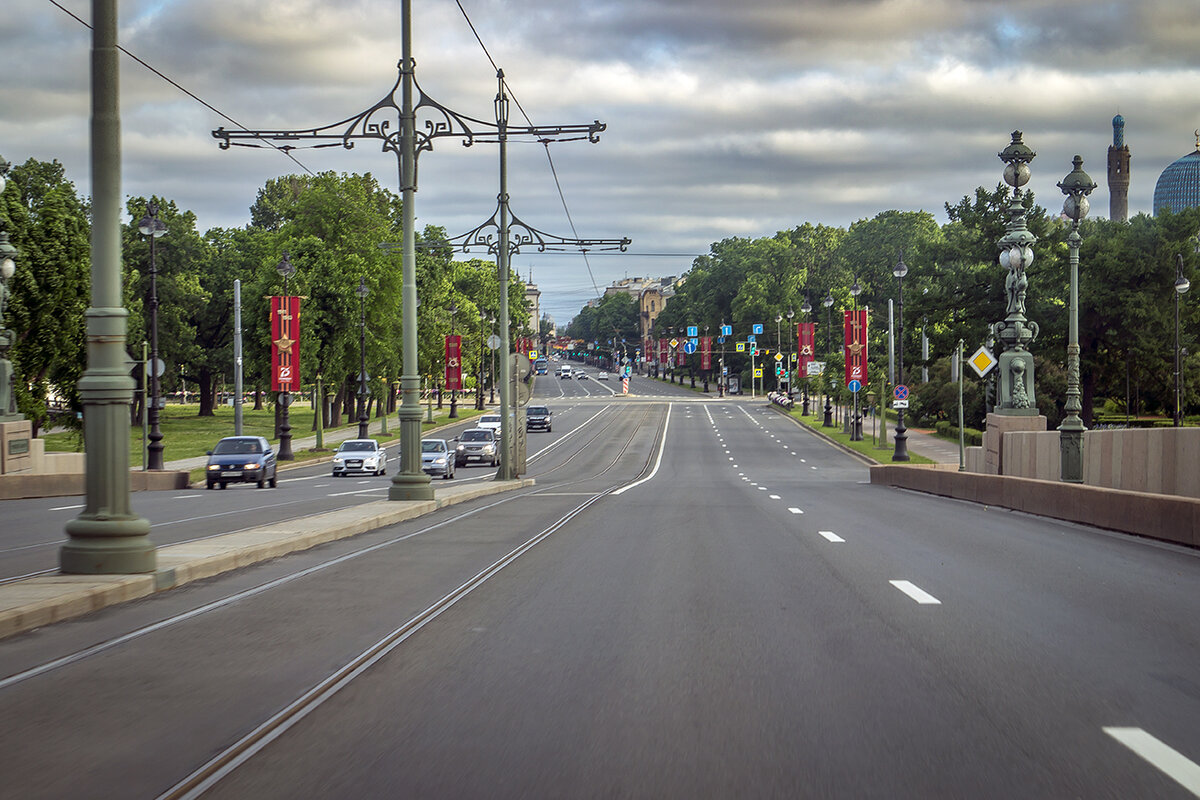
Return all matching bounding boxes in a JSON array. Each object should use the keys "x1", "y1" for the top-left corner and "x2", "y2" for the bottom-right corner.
[
  {"x1": 700, "y1": 336, "x2": 712, "y2": 371},
  {"x1": 677, "y1": 344, "x2": 687, "y2": 367},
  {"x1": 270, "y1": 295, "x2": 301, "y2": 392},
  {"x1": 444, "y1": 335, "x2": 463, "y2": 390},
  {"x1": 797, "y1": 323, "x2": 816, "y2": 374},
  {"x1": 659, "y1": 338, "x2": 669, "y2": 365},
  {"x1": 843, "y1": 309, "x2": 868, "y2": 386}
]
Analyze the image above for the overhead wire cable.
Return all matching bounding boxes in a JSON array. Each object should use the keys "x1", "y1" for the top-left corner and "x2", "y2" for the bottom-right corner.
[
  {"x1": 46, "y1": 0, "x2": 320, "y2": 179},
  {"x1": 453, "y1": 0, "x2": 607, "y2": 303}
]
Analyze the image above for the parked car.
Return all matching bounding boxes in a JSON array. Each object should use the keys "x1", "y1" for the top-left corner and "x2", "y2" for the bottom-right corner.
[
  {"x1": 332, "y1": 439, "x2": 387, "y2": 476},
  {"x1": 206, "y1": 436, "x2": 277, "y2": 489},
  {"x1": 597, "y1": 371, "x2": 609, "y2": 380},
  {"x1": 476, "y1": 414, "x2": 502, "y2": 433},
  {"x1": 455, "y1": 428, "x2": 499, "y2": 467},
  {"x1": 421, "y1": 438, "x2": 455, "y2": 479},
  {"x1": 526, "y1": 405, "x2": 552, "y2": 432}
]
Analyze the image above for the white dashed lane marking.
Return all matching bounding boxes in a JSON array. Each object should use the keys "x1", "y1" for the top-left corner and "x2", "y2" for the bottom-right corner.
[
  {"x1": 1104, "y1": 727, "x2": 1200, "y2": 796},
  {"x1": 890, "y1": 580, "x2": 941, "y2": 605},
  {"x1": 818, "y1": 530, "x2": 845, "y2": 543},
  {"x1": 788, "y1": 507, "x2": 803, "y2": 515}
]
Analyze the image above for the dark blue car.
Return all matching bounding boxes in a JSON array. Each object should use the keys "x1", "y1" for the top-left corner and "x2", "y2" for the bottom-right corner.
[{"x1": 205, "y1": 435, "x2": 278, "y2": 489}]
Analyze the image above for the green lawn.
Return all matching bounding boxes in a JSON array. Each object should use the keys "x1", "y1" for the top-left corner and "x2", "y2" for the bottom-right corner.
[{"x1": 781, "y1": 406, "x2": 934, "y2": 465}]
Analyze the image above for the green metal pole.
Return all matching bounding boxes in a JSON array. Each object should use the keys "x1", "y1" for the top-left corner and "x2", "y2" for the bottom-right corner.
[
  {"x1": 495, "y1": 70, "x2": 515, "y2": 481},
  {"x1": 141, "y1": 341, "x2": 148, "y2": 470},
  {"x1": 314, "y1": 375, "x2": 324, "y2": 450},
  {"x1": 388, "y1": 0, "x2": 434, "y2": 500},
  {"x1": 61, "y1": 0, "x2": 155, "y2": 573},
  {"x1": 958, "y1": 339, "x2": 966, "y2": 472},
  {"x1": 379, "y1": 376, "x2": 388, "y2": 436}
]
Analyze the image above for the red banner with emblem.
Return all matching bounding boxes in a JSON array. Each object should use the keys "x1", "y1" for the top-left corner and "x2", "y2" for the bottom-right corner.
[
  {"x1": 659, "y1": 338, "x2": 669, "y2": 365},
  {"x1": 444, "y1": 335, "x2": 463, "y2": 390},
  {"x1": 797, "y1": 323, "x2": 816, "y2": 375},
  {"x1": 270, "y1": 295, "x2": 301, "y2": 392},
  {"x1": 700, "y1": 336, "x2": 712, "y2": 370},
  {"x1": 844, "y1": 309, "x2": 868, "y2": 386}
]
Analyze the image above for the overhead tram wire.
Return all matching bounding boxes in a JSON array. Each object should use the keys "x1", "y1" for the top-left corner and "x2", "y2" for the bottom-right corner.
[
  {"x1": 453, "y1": 0, "x2": 611, "y2": 303},
  {"x1": 46, "y1": 0, "x2": 321, "y2": 181}
]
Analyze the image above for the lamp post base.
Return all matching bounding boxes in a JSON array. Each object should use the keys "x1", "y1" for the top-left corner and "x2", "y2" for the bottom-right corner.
[
  {"x1": 278, "y1": 393, "x2": 294, "y2": 460},
  {"x1": 1058, "y1": 420, "x2": 1085, "y2": 483},
  {"x1": 892, "y1": 411, "x2": 910, "y2": 461},
  {"x1": 389, "y1": 387, "x2": 434, "y2": 501}
]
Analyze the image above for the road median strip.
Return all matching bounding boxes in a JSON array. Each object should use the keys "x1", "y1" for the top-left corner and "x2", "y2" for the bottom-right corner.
[{"x1": 0, "y1": 478, "x2": 534, "y2": 641}]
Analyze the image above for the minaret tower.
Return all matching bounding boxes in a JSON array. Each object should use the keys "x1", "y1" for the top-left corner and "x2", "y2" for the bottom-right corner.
[{"x1": 1107, "y1": 114, "x2": 1130, "y2": 221}]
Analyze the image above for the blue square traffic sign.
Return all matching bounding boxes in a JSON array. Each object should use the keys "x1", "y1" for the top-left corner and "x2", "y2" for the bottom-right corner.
[
  {"x1": 753, "y1": 324, "x2": 764, "y2": 335},
  {"x1": 687, "y1": 325, "x2": 698, "y2": 338}
]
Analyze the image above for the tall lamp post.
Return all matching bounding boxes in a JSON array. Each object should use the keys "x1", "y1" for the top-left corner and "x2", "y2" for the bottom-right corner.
[
  {"x1": 0, "y1": 198, "x2": 21, "y2": 422},
  {"x1": 1057, "y1": 155, "x2": 1096, "y2": 479},
  {"x1": 489, "y1": 314, "x2": 497, "y2": 405},
  {"x1": 849, "y1": 275, "x2": 864, "y2": 440},
  {"x1": 275, "y1": 252, "x2": 296, "y2": 460},
  {"x1": 892, "y1": 251, "x2": 910, "y2": 461},
  {"x1": 1175, "y1": 254, "x2": 1191, "y2": 427},
  {"x1": 798, "y1": 299, "x2": 809, "y2": 413},
  {"x1": 477, "y1": 308, "x2": 487, "y2": 410},
  {"x1": 786, "y1": 307, "x2": 796, "y2": 403},
  {"x1": 823, "y1": 290, "x2": 834, "y2": 426},
  {"x1": 775, "y1": 313, "x2": 783, "y2": 392},
  {"x1": 137, "y1": 201, "x2": 167, "y2": 469},
  {"x1": 356, "y1": 276, "x2": 370, "y2": 439},
  {"x1": 448, "y1": 301, "x2": 459, "y2": 419}
]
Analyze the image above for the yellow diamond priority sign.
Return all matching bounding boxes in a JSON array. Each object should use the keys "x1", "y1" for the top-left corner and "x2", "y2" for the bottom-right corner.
[
  {"x1": 774, "y1": 352, "x2": 783, "y2": 362},
  {"x1": 969, "y1": 345, "x2": 997, "y2": 378}
]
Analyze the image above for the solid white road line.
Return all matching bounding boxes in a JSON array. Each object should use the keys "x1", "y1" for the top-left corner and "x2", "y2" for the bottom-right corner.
[
  {"x1": 890, "y1": 580, "x2": 941, "y2": 605},
  {"x1": 1104, "y1": 727, "x2": 1200, "y2": 797},
  {"x1": 611, "y1": 402, "x2": 673, "y2": 496},
  {"x1": 818, "y1": 530, "x2": 845, "y2": 543},
  {"x1": 49, "y1": 504, "x2": 84, "y2": 511}
]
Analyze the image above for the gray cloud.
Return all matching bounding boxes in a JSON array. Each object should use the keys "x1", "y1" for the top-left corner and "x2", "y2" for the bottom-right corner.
[{"x1": 4, "y1": 0, "x2": 1200, "y2": 324}]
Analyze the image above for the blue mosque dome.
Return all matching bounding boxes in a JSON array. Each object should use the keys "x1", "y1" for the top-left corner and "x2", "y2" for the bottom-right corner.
[{"x1": 1153, "y1": 137, "x2": 1200, "y2": 215}]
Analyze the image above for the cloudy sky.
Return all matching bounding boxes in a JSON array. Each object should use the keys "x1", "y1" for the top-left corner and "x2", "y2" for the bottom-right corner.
[{"x1": 4, "y1": 0, "x2": 1200, "y2": 324}]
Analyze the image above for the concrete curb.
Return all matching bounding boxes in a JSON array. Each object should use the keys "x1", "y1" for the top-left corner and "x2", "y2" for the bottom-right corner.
[
  {"x1": 0, "y1": 478, "x2": 535, "y2": 641},
  {"x1": 766, "y1": 404, "x2": 879, "y2": 466}
]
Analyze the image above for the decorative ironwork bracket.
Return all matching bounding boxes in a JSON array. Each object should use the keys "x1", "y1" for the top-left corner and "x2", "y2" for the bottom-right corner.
[
  {"x1": 410, "y1": 201, "x2": 630, "y2": 257},
  {"x1": 212, "y1": 60, "x2": 605, "y2": 164}
]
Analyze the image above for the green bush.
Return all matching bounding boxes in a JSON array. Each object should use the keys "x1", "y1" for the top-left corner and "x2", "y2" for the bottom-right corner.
[{"x1": 934, "y1": 419, "x2": 982, "y2": 446}]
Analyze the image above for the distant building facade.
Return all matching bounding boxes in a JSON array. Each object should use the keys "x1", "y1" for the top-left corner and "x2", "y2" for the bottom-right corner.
[{"x1": 1107, "y1": 114, "x2": 1130, "y2": 221}]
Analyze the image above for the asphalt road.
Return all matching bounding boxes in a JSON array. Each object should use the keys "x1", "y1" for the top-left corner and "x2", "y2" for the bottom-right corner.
[{"x1": 2, "y1": 381, "x2": 1199, "y2": 798}]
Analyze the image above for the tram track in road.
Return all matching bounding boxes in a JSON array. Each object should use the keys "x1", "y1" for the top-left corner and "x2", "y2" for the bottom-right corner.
[
  {"x1": 155, "y1": 404, "x2": 668, "y2": 799},
  {"x1": 0, "y1": 402, "x2": 614, "y2": 583},
  {"x1": 0, "y1": 403, "x2": 669, "y2": 694}
]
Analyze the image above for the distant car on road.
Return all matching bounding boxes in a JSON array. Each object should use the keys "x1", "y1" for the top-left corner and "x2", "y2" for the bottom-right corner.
[
  {"x1": 206, "y1": 436, "x2": 277, "y2": 490},
  {"x1": 597, "y1": 371, "x2": 609, "y2": 380},
  {"x1": 455, "y1": 428, "x2": 499, "y2": 467},
  {"x1": 559, "y1": 365, "x2": 572, "y2": 379},
  {"x1": 421, "y1": 438, "x2": 455, "y2": 479},
  {"x1": 576, "y1": 371, "x2": 589, "y2": 380},
  {"x1": 476, "y1": 414, "x2": 502, "y2": 433},
  {"x1": 526, "y1": 405, "x2": 552, "y2": 432},
  {"x1": 332, "y1": 439, "x2": 386, "y2": 476}
]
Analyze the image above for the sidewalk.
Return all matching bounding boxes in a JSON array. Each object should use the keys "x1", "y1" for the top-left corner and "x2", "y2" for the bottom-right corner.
[{"x1": 0, "y1": 476, "x2": 534, "y2": 641}]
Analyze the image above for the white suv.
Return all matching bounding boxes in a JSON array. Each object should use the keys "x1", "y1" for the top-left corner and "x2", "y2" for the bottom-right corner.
[{"x1": 476, "y1": 414, "x2": 502, "y2": 433}]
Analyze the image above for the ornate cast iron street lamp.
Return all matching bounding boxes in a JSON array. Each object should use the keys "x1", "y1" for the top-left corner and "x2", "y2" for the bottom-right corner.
[
  {"x1": 0, "y1": 186, "x2": 22, "y2": 422},
  {"x1": 1175, "y1": 254, "x2": 1191, "y2": 427},
  {"x1": 477, "y1": 308, "x2": 487, "y2": 410},
  {"x1": 137, "y1": 201, "x2": 168, "y2": 469},
  {"x1": 1057, "y1": 155, "x2": 1096, "y2": 480},
  {"x1": 992, "y1": 131, "x2": 1041, "y2": 415},
  {"x1": 892, "y1": 251, "x2": 910, "y2": 461},
  {"x1": 275, "y1": 252, "x2": 296, "y2": 460},
  {"x1": 357, "y1": 277, "x2": 371, "y2": 438},
  {"x1": 489, "y1": 314, "x2": 497, "y2": 405},
  {"x1": 823, "y1": 290, "x2": 834, "y2": 426}
]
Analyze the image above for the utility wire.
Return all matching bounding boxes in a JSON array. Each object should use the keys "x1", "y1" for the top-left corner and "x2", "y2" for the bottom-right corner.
[
  {"x1": 47, "y1": 0, "x2": 321, "y2": 180},
  {"x1": 453, "y1": 0, "x2": 606, "y2": 303}
]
